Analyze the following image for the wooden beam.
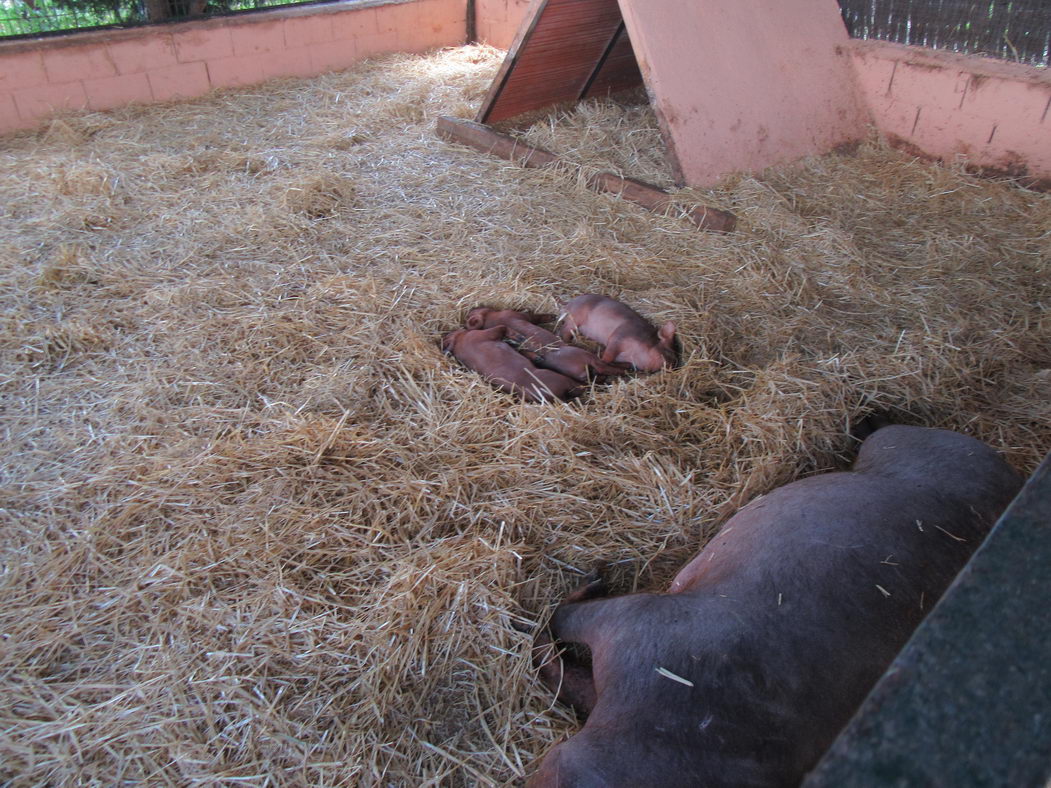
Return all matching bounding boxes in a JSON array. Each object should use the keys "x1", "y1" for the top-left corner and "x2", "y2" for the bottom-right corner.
[
  {"x1": 437, "y1": 117, "x2": 737, "y2": 233},
  {"x1": 437, "y1": 116, "x2": 559, "y2": 168},
  {"x1": 587, "y1": 171, "x2": 737, "y2": 232}
]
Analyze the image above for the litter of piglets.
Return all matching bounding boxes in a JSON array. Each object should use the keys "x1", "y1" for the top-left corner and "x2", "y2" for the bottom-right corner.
[{"x1": 443, "y1": 295, "x2": 678, "y2": 401}]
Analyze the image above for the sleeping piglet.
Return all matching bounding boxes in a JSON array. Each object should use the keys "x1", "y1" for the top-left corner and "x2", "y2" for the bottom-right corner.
[
  {"x1": 442, "y1": 326, "x2": 582, "y2": 403},
  {"x1": 530, "y1": 424, "x2": 1023, "y2": 787},
  {"x1": 559, "y1": 294, "x2": 677, "y2": 373},
  {"x1": 465, "y1": 307, "x2": 629, "y2": 383}
]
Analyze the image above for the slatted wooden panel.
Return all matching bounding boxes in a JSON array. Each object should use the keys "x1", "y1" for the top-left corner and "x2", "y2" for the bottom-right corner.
[
  {"x1": 477, "y1": 0, "x2": 644, "y2": 124},
  {"x1": 582, "y1": 23, "x2": 644, "y2": 99}
]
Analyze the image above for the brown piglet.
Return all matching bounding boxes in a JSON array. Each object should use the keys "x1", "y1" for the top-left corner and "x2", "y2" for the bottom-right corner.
[
  {"x1": 559, "y1": 294, "x2": 677, "y2": 372},
  {"x1": 442, "y1": 326, "x2": 582, "y2": 403},
  {"x1": 529, "y1": 424, "x2": 1022, "y2": 787},
  {"x1": 465, "y1": 307, "x2": 629, "y2": 383}
]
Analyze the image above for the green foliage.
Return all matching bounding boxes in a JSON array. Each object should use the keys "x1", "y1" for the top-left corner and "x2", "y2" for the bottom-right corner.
[
  {"x1": 0, "y1": 0, "x2": 290, "y2": 37},
  {"x1": 0, "y1": 0, "x2": 124, "y2": 37}
]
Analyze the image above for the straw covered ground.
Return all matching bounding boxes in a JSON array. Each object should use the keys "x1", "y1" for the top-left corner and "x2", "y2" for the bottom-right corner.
[{"x1": 1, "y1": 44, "x2": 1049, "y2": 785}]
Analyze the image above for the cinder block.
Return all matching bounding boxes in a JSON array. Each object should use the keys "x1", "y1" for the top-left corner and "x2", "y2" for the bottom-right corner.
[
  {"x1": 308, "y1": 39, "x2": 360, "y2": 74},
  {"x1": 476, "y1": 15, "x2": 518, "y2": 49},
  {"x1": 43, "y1": 45, "x2": 117, "y2": 84},
  {"x1": 398, "y1": 23, "x2": 447, "y2": 53},
  {"x1": 258, "y1": 46, "x2": 315, "y2": 80},
  {"x1": 417, "y1": 0, "x2": 465, "y2": 45},
  {"x1": 849, "y1": 51, "x2": 896, "y2": 98},
  {"x1": 206, "y1": 48, "x2": 312, "y2": 88},
  {"x1": 331, "y1": 7, "x2": 378, "y2": 40},
  {"x1": 478, "y1": 0, "x2": 507, "y2": 24},
  {"x1": 962, "y1": 77, "x2": 1051, "y2": 126},
  {"x1": 107, "y1": 33, "x2": 178, "y2": 75},
  {"x1": 147, "y1": 60, "x2": 211, "y2": 101},
  {"x1": 0, "y1": 91, "x2": 22, "y2": 131},
  {"x1": 13, "y1": 81, "x2": 89, "y2": 121},
  {"x1": 229, "y1": 19, "x2": 286, "y2": 57},
  {"x1": 908, "y1": 103, "x2": 989, "y2": 161},
  {"x1": 889, "y1": 61, "x2": 970, "y2": 117},
  {"x1": 284, "y1": 14, "x2": 336, "y2": 48},
  {"x1": 84, "y1": 72, "x2": 154, "y2": 110},
  {"x1": 874, "y1": 94, "x2": 922, "y2": 142},
  {"x1": 979, "y1": 116, "x2": 1051, "y2": 175},
  {"x1": 354, "y1": 30, "x2": 402, "y2": 60},
  {"x1": 375, "y1": 1, "x2": 415, "y2": 35},
  {"x1": 173, "y1": 27, "x2": 234, "y2": 62},
  {"x1": 0, "y1": 51, "x2": 48, "y2": 92}
]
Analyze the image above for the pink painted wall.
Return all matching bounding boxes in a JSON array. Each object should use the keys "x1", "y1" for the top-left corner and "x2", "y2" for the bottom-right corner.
[
  {"x1": 473, "y1": 0, "x2": 530, "y2": 50},
  {"x1": 476, "y1": 0, "x2": 1051, "y2": 187},
  {"x1": 849, "y1": 39, "x2": 1051, "y2": 185},
  {"x1": 0, "y1": 0, "x2": 465, "y2": 134},
  {"x1": 6, "y1": 0, "x2": 1047, "y2": 185},
  {"x1": 618, "y1": 0, "x2": 870, "y2": 187}
]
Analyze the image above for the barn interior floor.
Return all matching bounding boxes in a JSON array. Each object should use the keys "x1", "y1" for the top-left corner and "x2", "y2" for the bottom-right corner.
[{"x1": 1, "y1": 44, "x2": 1048, "y2": 785}]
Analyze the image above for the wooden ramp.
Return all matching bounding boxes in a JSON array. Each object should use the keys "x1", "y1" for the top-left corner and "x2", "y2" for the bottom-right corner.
[
  {"x1": 440, "y1": 0, "x2": 737, "y2": 231},
  {"x1": 453, "y1": 0, "x2": 870, "y2": 192},
  {"x1": 478, "y1": 0, "x2": 643, "y2": 124}
]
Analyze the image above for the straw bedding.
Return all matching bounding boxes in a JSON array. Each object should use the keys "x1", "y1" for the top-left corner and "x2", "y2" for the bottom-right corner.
[{"x1": 1, "y1": 43, "x2": 1048, "y2": 785}]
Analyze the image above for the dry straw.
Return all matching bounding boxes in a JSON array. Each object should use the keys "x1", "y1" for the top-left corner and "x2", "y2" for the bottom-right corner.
[{"x1": 1, "y1": 44, "x2": 1048, "y2": 785}]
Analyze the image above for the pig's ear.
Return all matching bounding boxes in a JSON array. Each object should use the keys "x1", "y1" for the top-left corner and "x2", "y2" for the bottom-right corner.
[
  {"x1": 464, "y1": 309, "x2": 486, "y2": 330},
  {"x1": 659, "y1": 321, "x2": 677, "y2": 345}
]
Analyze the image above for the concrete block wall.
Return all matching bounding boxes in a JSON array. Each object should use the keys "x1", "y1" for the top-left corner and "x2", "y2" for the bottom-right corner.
[
  {"x1": 0, "y1": 0, "x2": 466, "y2": 134},
  {"x1": 848, "y1": 39, "x2": 1051, "y2": 184},
  {"x1": 473, "y1": 0, "x2": 531, "y2": 50},
  {"x1": 4, "y1": 0, "x2": 1048, "y2": 185},
  {"x1": 475, "y1": 1, "x2": 1051, "y2": 186}
]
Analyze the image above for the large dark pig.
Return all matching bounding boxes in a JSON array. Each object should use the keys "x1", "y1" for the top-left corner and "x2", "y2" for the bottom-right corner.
[
  {"x1": 465, "y1": 306, "x2": 628, "y2": 383},
  {"x1": 559, "y1": 294, "x2": 677, "y2": 372},
  {"x1": 530, "y1": 425, "x2": 1022, "y2": 787},
  {"x1": 442, "y1": 326, "x2": 582, "y2": 403}
]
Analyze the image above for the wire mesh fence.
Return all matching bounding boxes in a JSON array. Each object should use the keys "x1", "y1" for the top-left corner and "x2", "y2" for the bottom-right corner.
[
  {"x1": 839, "y1": 0, "x2": 1051, "y2": 66},
  {"x1": 0, "y1": 0, "x2": 340, "y2": 38}
]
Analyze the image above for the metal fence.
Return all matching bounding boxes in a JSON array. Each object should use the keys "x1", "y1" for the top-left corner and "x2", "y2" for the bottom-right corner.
[
  {"x1": 839, "y1": 0, "x2": 1051, "y2": 66},
  {"x1": 0, "y1": 0, "x2": 339, "y2": 38}
]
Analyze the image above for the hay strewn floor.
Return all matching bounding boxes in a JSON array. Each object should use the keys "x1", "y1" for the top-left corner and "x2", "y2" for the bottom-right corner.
[{"x1": 1, "y1": 44, "x2": 1048, "y2": 785}]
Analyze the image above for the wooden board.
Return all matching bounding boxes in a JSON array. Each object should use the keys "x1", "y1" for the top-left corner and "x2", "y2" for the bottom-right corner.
[
  {"x1": 437, "y1": 116, "x2": 736, "y2": 232},
  {"x1": 582, "y1": 23, "x2": 643, "y2": 99},
  {"x1": 477, "y1": 0, "x2": 644, "y2": 124}
]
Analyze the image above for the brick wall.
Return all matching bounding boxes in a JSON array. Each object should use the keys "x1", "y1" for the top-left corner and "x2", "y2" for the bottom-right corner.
[{"x1": 0, "y1": 0, "x2": 466, "y2": 134}]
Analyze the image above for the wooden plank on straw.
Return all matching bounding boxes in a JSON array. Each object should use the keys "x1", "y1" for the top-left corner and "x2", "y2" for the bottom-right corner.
[{"x1": 436, "y1": 116, "x2": 737, "y2": 232}]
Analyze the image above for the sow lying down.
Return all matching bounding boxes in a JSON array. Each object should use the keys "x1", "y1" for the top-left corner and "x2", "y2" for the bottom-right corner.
[{"x1": 531, "y1": 425, "x2": 1022, "y2": 787}]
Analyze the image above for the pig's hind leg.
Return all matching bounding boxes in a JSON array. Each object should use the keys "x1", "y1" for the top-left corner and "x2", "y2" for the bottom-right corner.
[
  {"x1": 534, "y1": 630, "x2": 598, "y2": 715},
  {"x1": 533, "y1": 568, "x2": 609, "y2": 714}
]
